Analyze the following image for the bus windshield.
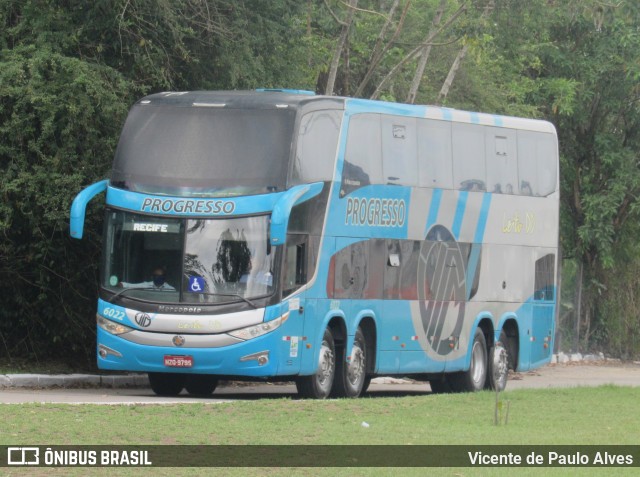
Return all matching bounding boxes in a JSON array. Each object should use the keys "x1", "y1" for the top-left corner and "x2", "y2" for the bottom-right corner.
[
  {"x1": 111, "y1": 105, "x2": 295, "y2": 197},
  {"x1": 102, "y1": 211, "x2": 276, "y2": 304}
]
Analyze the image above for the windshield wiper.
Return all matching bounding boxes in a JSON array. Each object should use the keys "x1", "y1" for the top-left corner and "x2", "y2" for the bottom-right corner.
[
  {"x1": 107, "y1": 288, "x2": 258, "y2": 308},
  {"x1": 108, "y1": 287, "x2": 168, "y2": 303},
  {"x1": 197, "y1": 292, "x2": 258, "y2": 308}
]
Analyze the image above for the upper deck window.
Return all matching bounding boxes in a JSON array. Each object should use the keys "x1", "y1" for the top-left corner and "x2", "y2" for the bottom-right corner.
[
  {"x1": 111, "y1": 105, "x2": 295, "y2": 197},
  {"x1": 290, "y1": 110, "x2": 341, "y2": 185}
]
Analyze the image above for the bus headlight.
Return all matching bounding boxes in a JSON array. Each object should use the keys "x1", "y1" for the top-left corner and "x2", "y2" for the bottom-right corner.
[
  {"x1": 97, "y1": 315, "x2": 134, "y2": 335},
  {"x1": 228, "y1": 312, "x2": 289, "y2": 341}
]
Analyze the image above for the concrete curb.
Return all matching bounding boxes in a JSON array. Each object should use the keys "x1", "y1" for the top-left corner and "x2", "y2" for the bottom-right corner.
[{"x1": 0, "y1": 373, "x2": 149, "y2": 389}]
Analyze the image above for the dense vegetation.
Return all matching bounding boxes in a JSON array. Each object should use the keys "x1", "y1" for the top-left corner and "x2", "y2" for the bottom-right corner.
[{"x1": 1, "y1": 0, "x2": 640, "y2": 363}]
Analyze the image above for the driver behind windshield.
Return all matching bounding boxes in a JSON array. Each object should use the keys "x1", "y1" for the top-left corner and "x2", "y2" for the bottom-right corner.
[{"x1": 119, "y1": 266, "x2": 175, "y2": 290}]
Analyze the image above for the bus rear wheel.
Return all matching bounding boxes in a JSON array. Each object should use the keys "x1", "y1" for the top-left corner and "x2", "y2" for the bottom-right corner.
[
  {"x1": 185, "y1": 375, "x2": 219, "y2": 396},
  {"x1": 333, "y1": 327, "x2": 367, "y2": 398},
  {"x1": 148, "y1": 372, "x2": 186, "y2": 396},
  {"x1": 449, "y1": 328, "x2": 487, "y2": 392},
  {"x1": 486, "y1": 331, "x2": 509, "y2": 391},
  {"x1": 296, "y1": 328, "x2": 336, "y2": 399}
]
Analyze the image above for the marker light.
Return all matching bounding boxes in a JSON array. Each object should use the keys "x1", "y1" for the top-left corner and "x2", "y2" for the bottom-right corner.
[
  {"x1": 97, "y1": 315, "x2": 134, "y2": 336},
  {"x1": 228, "y1": 313, "x2": 289, "y2": 341}
]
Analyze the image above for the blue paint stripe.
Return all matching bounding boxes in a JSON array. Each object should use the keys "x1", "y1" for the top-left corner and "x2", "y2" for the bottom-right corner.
[
  {"x1": 465, "y1": 244, "x2": 482, "y2": 300},
  {"x1": 424, "y1": 188, "x2": 443, "y2": 235},
  {"x1": 346, "y1": 98, "x2": 427, "y2": 117},
  {"x1": 465, "y1": 193, "x2": 492, "y2": 300},
  {"x1": 474, "y1": 193, "x2": 492, "y2": 243},
  {"x1": 442, "y1": 109, "x2": 453, "y2": 121},
  {"x1": 451, "y1": 191, "x2": 468, "y2": 239},
  {"x1": 470, "y1": 112, "x2": 480, "y2": 124},
  {"x1": 493, "y1": 115, "x2": 504, "y2": 127}
]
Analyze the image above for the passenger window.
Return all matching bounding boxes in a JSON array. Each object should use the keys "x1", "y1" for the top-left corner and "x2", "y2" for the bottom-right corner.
[
  {"x1": 517, "y1": 131, "x2": 558, "y2": 196},
  {"x1": 486, "y1": 127, "x2": 518, "y2": 194},
  {"x1": 342, "y1": 114, "x2": 382, "y2": 196},
  {"x1": 417, "y1": 119, "x2": 453, "y2": 189},
  {"x1": 291, "y1": 110, "x2": 342, "y2": 185},
  {"x1": 452, "y1": 123, "x2": 486, "y2": 192},
  {"x1": 382, "y1": 116, "x2": 417, "y2": 186}
]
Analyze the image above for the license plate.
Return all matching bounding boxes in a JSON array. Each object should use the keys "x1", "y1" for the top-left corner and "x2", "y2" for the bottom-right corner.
[{"x1": 164, "y1": 355, "x2": 193, "y2": 368}]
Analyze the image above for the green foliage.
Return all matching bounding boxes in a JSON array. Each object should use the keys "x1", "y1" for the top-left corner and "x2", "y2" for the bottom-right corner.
[
  {"x1": 0, "y1": 0, "x2": 314, "y2": 360},
  {"x1": 0, "y1": 44, "x2": 133, "y2": 360},
  {"x1": 2, "y1": 0, "x2": 640, "y2": 359}
]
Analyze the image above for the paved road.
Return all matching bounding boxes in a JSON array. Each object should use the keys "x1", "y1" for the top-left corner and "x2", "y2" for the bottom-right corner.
[{"x1": 1, "y1": 363, "x2": 639, "y2": 404}]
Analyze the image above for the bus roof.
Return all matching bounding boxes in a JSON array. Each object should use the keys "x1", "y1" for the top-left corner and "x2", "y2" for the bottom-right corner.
[{"x1": 137, "y1": 90, "x2": 556, "y2": 135}]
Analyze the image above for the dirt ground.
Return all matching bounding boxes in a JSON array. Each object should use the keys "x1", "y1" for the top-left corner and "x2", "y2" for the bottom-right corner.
[{"x1": 504, "y1": 360, "x2": 640, "y2": 389}]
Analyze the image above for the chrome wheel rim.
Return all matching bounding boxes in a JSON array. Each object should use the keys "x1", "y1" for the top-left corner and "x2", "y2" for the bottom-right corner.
[
  {"x1": 317, "y1": 339, "x2": 335, "y2": 391},
  {"x1": 493, "y1": 344, "x2": 508, "y2": 389},
  {"x1": 471, "y1": 340, "x2": 486, "y2": 387},
  {"x1": 347, "y1": 339, "x2": 366, "y2": 386}
]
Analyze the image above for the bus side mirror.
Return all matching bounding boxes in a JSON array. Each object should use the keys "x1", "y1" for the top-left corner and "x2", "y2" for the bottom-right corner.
[
  {"x1": 70, "y1": 179, "x2": 108, "y2": 239},
  {"x1": 270, "y1": 182, "x2": 323, "y2": 246}
]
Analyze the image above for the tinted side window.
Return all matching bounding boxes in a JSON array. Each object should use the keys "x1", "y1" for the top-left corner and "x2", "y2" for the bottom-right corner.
[
  {"x1": 283, "y1": 233, "x2": 309, "y2": 296},
  {"x1": 534, "y1": 253, "x2": 555, "y2": 301},
  {"x1": 452, "y1": 123, "x2": 486, "y2": 191},
  {"x1": 486, "y1": 127, "x2": 518, "y2": 194},
  {"x1": 417, "y1": 119, "x2": 453, "y2": 189},
  {"x1": 382, "y1": 116, "x2": 417, "y2": 186},
  {"x1": 517, "y1": 131, "x2": 558, "y2": 196},
  {"x1": 291, "y1": 110, "x2": 342, "y2": 185},
  {"x1": 342, "y1": 114, "x2": 382, "y2": 196}
]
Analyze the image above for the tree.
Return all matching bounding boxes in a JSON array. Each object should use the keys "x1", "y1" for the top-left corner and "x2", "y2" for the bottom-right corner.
[
  {"x1": 0, "y1": 0, "x2": 313, "y2": 361},
  {"x1": 0, "y1": 45, "x2": 133, "y2": 361},
  {"x1": 503, "y1": 0, "x2": 640, "y2": 352}
]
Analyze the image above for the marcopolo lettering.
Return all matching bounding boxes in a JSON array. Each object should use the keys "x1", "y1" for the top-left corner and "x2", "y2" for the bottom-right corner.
[
  {"x1": 140, "y1": 198, "x2": 235, "y2": 215},
  {"x1": 345, "y1": 197, "x2": 406, "y2": 227}
]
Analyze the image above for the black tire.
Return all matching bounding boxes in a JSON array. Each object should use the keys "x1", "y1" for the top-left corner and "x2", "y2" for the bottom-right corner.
[
  {"x1": 361, "y1": 375, "x2": 372, "y2": 394},
  {"x1": 296, "y1": 328, "x2": 336, "y2": 399},
  {"x1": 449, "y1": 328, "x2": 488, "y2": 392},
  {"x1": 185, "y1": 375, "x2": 219, "y2": 396},
  {"x1": 429, "y1": 376, "x2": 453, "y2": 394},
  {"x1": 486, "y1": 331, "x2": 509, "y2": 391},
  {"x1": 333, "y1": 327, "x2": 368, "y2": 398},
  {"x1": 148, "y1": 372, "x2": 186, "y2": 396}
]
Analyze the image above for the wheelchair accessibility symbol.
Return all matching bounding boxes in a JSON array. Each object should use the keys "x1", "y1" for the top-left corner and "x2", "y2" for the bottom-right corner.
[{"x1": 188, "y1": 276, "x2": 205, "y2": 293}]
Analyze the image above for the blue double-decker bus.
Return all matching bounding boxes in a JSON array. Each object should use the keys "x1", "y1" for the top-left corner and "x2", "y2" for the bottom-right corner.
[{"x1": 71, "y1": 89, "x2": 559, "y2": 398}]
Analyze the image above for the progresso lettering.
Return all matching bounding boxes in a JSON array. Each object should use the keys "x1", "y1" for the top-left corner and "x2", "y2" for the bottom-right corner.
[
  {"x1": 141, "y1": 198, "x2": 236, "y2": 215},
  {"x1": 345, "y1": 197, "x2": 406, "y2": 227}
]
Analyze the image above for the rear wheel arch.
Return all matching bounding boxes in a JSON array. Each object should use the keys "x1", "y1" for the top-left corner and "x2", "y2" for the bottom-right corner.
[
  {"x1": 500, "y1": 318, "x2": 520, "y2": 371},
  {"x1": 356, "y1": 316, "x2": 377, "y2": 375}
]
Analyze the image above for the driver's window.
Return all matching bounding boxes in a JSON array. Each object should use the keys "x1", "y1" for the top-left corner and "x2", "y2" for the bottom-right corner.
[{"x1": 283, "y1": 234, "x2": 308, "y2": 296}]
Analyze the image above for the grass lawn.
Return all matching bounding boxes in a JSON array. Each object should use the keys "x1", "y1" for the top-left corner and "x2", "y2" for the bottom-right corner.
[{"x1": 1, "y1": 385, "x2": 639, "y2": 476}]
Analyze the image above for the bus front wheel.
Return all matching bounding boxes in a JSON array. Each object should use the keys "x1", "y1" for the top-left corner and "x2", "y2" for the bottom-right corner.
[
  {"x1": 185, "y1": 374, "x2": 219, "y2": 396},
  {"x1": 148, "y1": 372, "x2": 186, "y2": 396},
  {"x1": 296, "y1": 328, "x2": 336, "y2": 399}
]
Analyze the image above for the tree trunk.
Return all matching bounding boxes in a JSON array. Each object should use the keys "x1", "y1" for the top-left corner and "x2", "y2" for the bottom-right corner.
[
  {"x1": 370, "y1": 1, "x2": 468, "y2": 100},
  {"x1": 435, "y1": 0, "x2": 494, "y2": 105},
  {"x1": 325, "y1": 0, "x2": 358, "y2": 96},
  {"x1": 435, "y1": 42, "x2": 468, "y2": 105},
  {"x1": 573, "y1": 260, "x2": 583, "y2": 352},
  {"x1": 353, "y1": 0, "x2": 406, "y2": 97},
  {"x1": 406, "y1": 0, "x2": 446, "y2": 104}
]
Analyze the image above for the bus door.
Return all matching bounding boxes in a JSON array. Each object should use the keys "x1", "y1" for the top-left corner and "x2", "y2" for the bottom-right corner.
[
  {"x1": 530, "y1": 253, "x2": 556, "y2": 366},
  {"x1": 282, "y1": 233, "x2": 311, "y2": 373}
]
